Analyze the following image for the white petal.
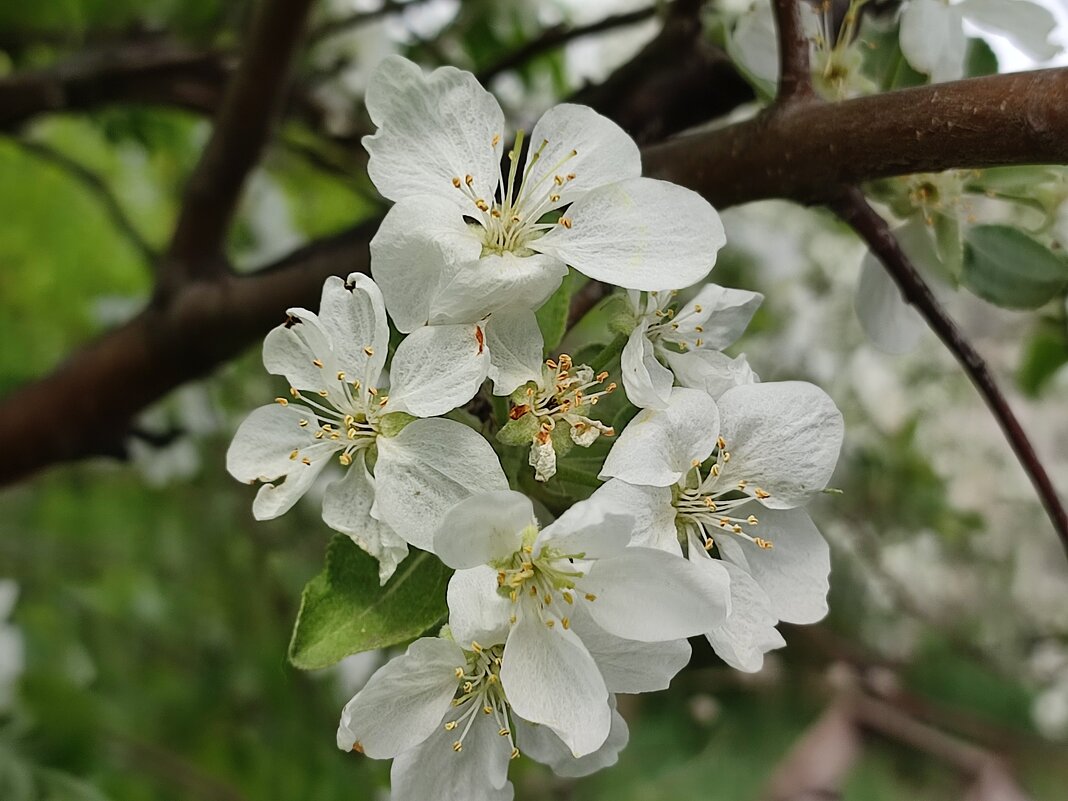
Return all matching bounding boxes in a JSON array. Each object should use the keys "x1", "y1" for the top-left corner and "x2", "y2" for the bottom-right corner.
[
  {"x1": 663, "y1": 349, "x2": 758, "y2": 399},
  {"x1": 537, "y1": 496, "x2": 633, "y2": 560},
  {"x1": 501, "y1": 608, "x2": 611, "y2": 757},
  {"x1": 621, "y1": 323, "x2": 674, "y2": 409},
  {"x1": 390, "y1": 712, "x2": 514, "y2": 801},
  {"x1": 370, "y1": 194, "x2": 482, "y2": 333},
  {"x1": 855, "y1": 249, "x2": 925, "y2": 354},
  {"x1": 699, "y1": 552, "x2": 785, "y2": 673},
  {"x1": 665, "y1": 284, "x2": 763, "y2": 350},
  {"x1": 533, "y1": 177, "x2": 724, "y2": 290},
  {"x1": 717, "y1": 506, "x2": 830, "y2": 625},
  {"x1": 525, "y1": 103, "x2": 641, "y2": 207},
  {"x1": 387, "y1": 323, "x2": 490, "y2": 417},
  {"x1": 262, "y1": 310, "x2": 341, "y2": 395},
  {"x1": 568, "y1": 604, "x2": 691, "y2": 693},
  {"x1": 252, "y1": 456, "x2": 330, "y2": 520},
  {"x1": 485, "y1": 308, "x2": 546, "y2": 396},
  {"x1": 322, "y1": 453, "x2": 410, "y2": 585},
  {"x1": 599, "y1": 386, "x2": 720, "y2": 487},
  {"x1": 317, "y1": 274, "x2": 389, "y2": 388},
  {"x1": 374, "y1": 418, "x2": 508, "y2": 551},
  {"x1": 717, "y1": 381, "x2": 843, "y2": 509},
  {"x1": 434, "y1": 490, "x2": 534, "y2": 569},
  {"x1": 726, "y1": 2, "x2": 780, "y2": 93},
  {"x1": 586, "y1": 479, "x2": 680, "y2": 555},
  {"x1": 364, "y1": 55, "x2": 504, "y2": 208},
  {"x1": 446, "y1": 566, "x2": 512, "y2": 646},
  {"x1": 961, "y1": 0, "x2": 1059, "y2": 61},
  {"x1": 529, "y1": 439, "x2": 557, "y2": 482},
  {"x1": 336, "y1": 637, "x2": 464, "y2": 758},
  {"x1": 226, "y1": 402, "x2": 320, "y2": 482},
  {"x1": 429, "y1": 251, "x2": 568, "y2": 325},
  {"x1": 899, "y1": 0, "x2": 967, "y2": 82},
  {"x1": 515, "y1": 700, "x2": 629, "y2": 778},
  {"x1": 581, "y1": 546, "x2": 730, "y2": 641}
]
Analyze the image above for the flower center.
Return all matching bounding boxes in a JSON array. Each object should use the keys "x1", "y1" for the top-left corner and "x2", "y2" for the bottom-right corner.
[
  {"x1": 452, "y1": 130, "x2": 578, "y2": 256},
  {"x1": 445, "y1": 643, "x2": 519, "y2": 760},
  {"x1": 643, "y1": 290, "x2": 711, "y2": 352},
  {"x1": 673, "y1": 436, "x2": 774, "y2": 553},
  {"x1": 494, "y1": 533, "x2": 597, "y2": 632},
  {"x1": 511, "y1": 353, "x2": 617, "y2": 443}
]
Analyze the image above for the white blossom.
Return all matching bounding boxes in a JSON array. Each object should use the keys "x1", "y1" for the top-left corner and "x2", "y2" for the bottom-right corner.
[
  {"x1": 363, "y1": 54, "x2": 725, "y2": 337},
  {"x1": 899, "y1": 0, "x2": 1059, "y2": 83},
  {"x1": 433, "y1": 490, "x2": 729, "y2": 755},
  {"x1": 621, "y1": 284, "x2": 762, "y2": 409},
  {"x1": 335, "y1": 637, "x2": 629, "y2": 800},
  {"x1": 227, "y1": 273, "x2": 508, "y2": 582},
  {"x1": 496, "y1": 352, "x2": 619, "y2": 482},
  {"x1": 598, "y1": 383, "x2": 843, "y2": 671}
]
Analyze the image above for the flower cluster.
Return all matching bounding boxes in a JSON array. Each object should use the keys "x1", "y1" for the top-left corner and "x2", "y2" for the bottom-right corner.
[{"x1": 227, "y1": 55, "x2": 843, "y2": 798}]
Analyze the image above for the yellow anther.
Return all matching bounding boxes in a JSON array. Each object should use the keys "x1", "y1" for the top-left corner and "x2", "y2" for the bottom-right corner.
[
  {"x1": 550, "y1": 193, "x2": 560, "y2": 202},
  {"x1": 336, "y1": 371, "x2": 345, "y2": 381},
  {"x1": 545, "y1": 358, "x2": 557, "y2": 369},
  {"x1": 695, "y1": 325, "x2": 704, "y2": 333},
  {"x1": 454, "y1": 667, "x2": 464, "y2": 679},
  {"x1": 352, "y1": 741, "x2": 364, "y2": 754},
  {"x1": 476, "y1": 199, "x2": 489, "y2": 211},
  {"x1": 343, "y1": 415, "x2": 355, "y2": 427},
  {"x1": 732, "y1": 525, "x2": 743, "y2": 534},
  {"x1": 566, "y1": 171, "x2": 576, "y2": 179},
  {"x1": 368, "y1": 387, "x2": 378, "y2": 396},
  {"x1": 312, "y1": 358, "x2": 324, "y2": 368},
  {"x1": 444, "y1": 721, "x2": 458, "y2": 731},
  {"x1": 553, "y1": 175, "x2": 563, "y2": 186},
  {"x1": 529, "y1": 585, "x2": 539, "y2": 597},
  {"x1": 289, "y1": 450, "x2": 299, "y2": 460},
  {"x1": 317, "y1": 389, "x2": 329, "y2": 397},
  {"x1": 301, "y1": 457, "x2": 312, "y2": 466},
  {"x1": 747, "y1": 515, "x2": 759, "y2": 526},
  {"x1": 487, "y1": 674, "x2": 498, "y2": 684},
  {"x1": 559, "y1": 217, "x2": 572, "y2": 229},
  {"x1": 509, "y1": 614, "x2": 517, "y2": 624},
  {"x1": 347, "y1": 428, "x2": 358, "y2": 440},
  {"x1": 755, "y1": 488, "x2": 771, "y2": 499},
  {"x1": 470, "y1": 641, "x2": 483, "y2": 653},
  {"x1": 703, "y1": 497, "x2": 717, "y2": 510},
  {"x1": 704, "y1": 537, "x2": 715, "y2": 551},
  {"x1": 491, "y1": 208, "x2": 502, "y2": 218},
  {"x1": 289, "y1": 386, "x2": 300, "y2": 397},
  {"x1": 275, "y1": 397, "x2": 289, "y2": 406},
  {"x1": 314, "y1": 431, "x2": 325, "y2": 440},
  {"x1": 465, "y1": 174, "x2": 474, "y2": 186},
  {"x1": 596, "y1": 371, "x2": 609, "y2": 382},
  {"x1": 452, "y1": 176, "x2": 462, "y2": 188},
  {"x1": 463, "y1": 682, "x2": 473, "y2": 693},
  {"x1": 499, "y1": 728, "x2": 511, "y2": 737},
  {"x1": 543, "y1": 593, "x2": 552, "y2": 605},
  {"x1": 719, "y1": 518, "x2": 730, "y2": 528},
  {"x1": 723, "y1": 451, "x2": 731, "y2": 462},
  {"x1": 483, "y1": 706, "x2": 494, "y2": 715},
  {"x1": 545, "y1": 619, "x2": 555, "y2": 629},
  {"x1": 363, "y1": 346, "x2": 374, "y2": 357},
  {"x1": 692, "y1": 458, "x2": 701, "y2": 468},
  {"x1": 584, "y1": 593, "x2": 597, "y2": 602},
  {"x1": 755, "y1": 538, "x2": 774, "y2": 550},
  {"x1": 452, "y1": 741, "x2": 463, "y2": 753},
  {"x1": 521, "y1": 544, "x2": 533, "y2": 554},
  {"x1": 492, "y1": 134, "x2": 500, "y2": 146},
  {"x1": 711, "y1": 464, "x2": 721, "y2": 477},
  {"x1": 737, "y1": 479, "x2": 748, "y2": 489},
  {"x1": 561, "y1": 617, "x2": 570, "y2": 630},
  {"x1": 510, "y1": 748, "x2": 521, "y2": 760},
  {"x1": 562, "y1": 592, "x2": 574, "y2": 605},
  {"x1": 694, "y1": 304, "x2": 703, "y2": 313},
  {"x1": 298, "y1": 419, "x2": 309, "y2": 427},
  {"x1": 509, "y1": 591, "x2": 518, "y2": 603},
  {"x1": 717, "y1": 436, "x2": 727, "y2": 450},
  {"x1": 339, "y1": 453, "x2": 352, "y2": 466}
]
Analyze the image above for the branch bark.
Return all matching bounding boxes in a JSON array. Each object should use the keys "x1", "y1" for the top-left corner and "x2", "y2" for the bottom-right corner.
[
  {"x1": 831, "y1": 188, "x2": 1068, "y2": 558},
  {"x1": 772, "y1": 0, "x2": 814, "y2": 102},
  {"x1": 162, "y1": 0, "x2": 316, "y2": 285}
]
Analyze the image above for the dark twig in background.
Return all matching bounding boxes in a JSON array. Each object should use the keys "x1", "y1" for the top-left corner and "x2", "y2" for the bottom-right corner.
[
  {"x1": 831, "y1": 189, "x2": 1068, "y2": 558},
  {"x1": 771, "y1": 0, "x2": 814, "y2": 101}
]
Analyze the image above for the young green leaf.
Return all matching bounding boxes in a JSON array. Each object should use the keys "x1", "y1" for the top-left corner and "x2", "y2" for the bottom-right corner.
[
  {"x1": 288, "y1": 536, "x2": 449, "y2": 670},
  {"x1": 535, "y1": 270, "x2": 586, "y2": 352},
  {"x1": 962, "y1": 225, "x2": 1068, "y2": 309}
]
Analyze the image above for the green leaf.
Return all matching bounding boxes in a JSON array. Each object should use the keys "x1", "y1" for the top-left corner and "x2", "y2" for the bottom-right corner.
[
  {"x1": 1017, "y1": 323, "x2": 1068, "y2": 397},
  {"x1": 964, "y1": 38, "x2": 998, "y2": 78},
  {"x1": 962, "y1": 225, "x2": 1068, "y2": 309},
  {"x1": 288, "y1": 537, "x2": 450, "y2": 670},
  {"x1": 535, "y1": 270, "x2": 587, "y2": 351}
]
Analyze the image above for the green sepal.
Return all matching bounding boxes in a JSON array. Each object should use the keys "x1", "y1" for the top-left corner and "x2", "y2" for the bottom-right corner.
[
  {"x1": 378, "y1": 411, "x2": 417, "y2": 437},
  {"x1": 497, "y1": 413, "x2": 540, "y2": 447}
]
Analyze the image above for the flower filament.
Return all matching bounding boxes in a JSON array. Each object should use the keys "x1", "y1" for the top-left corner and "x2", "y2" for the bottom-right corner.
[
  {"x1": 494, "y1": 529, "x2": 593, "y2": 632},
  {"x1": 446, "y1": 644, "x2": 520, "y2": 760},
  {"x1": 452, "y1": 130, "x2": 579, "y2": 256}
]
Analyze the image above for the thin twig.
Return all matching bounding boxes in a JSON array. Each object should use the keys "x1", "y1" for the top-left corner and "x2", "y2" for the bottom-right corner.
[
  {"x1": 14, "y1": 139, "x2": 157, "y2": 267},
  {"x1": 831, "y1": 187, "x2": 1068, "y2": 559},
  {"x1": 477, "y1": 4, "x2": 661, "y2": 84},
  {"x1": 771, "y1": 0, "x2": 814, "y2": 102},
  {"x1": 306, "y1": 0, "x2": 422, "y2": 45}
]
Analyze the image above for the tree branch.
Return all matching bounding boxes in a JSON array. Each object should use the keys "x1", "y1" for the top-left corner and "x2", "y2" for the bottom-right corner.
[
  {"x1": 831, "y1": 188, "x2": 1068, "y2": 558},
  {"x1": 306, "y1": 0, "x2": 425, "y2": 45},
  {"x1": 643, "y1": 68, "x2": 1068, "y2": 208},
  {"x1": 477, "y1": 4, "x2": 661, "y2": 85},
  {"x1": 772, "y1": 0, "x2": 814, "y2": 103},
  {"x1": 14, "y1": 138, "x2": 158, "y2": 267},
  {"x1": 162, "y1": 0, "x2": 316, "y2": 286}
]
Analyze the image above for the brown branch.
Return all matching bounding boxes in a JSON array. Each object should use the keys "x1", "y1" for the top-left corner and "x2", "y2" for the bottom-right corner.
[
  {"x1": 642, "y1": 68, "x2": 1068, "y2": 208},
  {"x1": 772, "y1": 0, "x2": 814, "y2": 102},
  {"x1": 162, "y1": 0, "x2": 316, "y2": 286},
  {"x1": 831, "y1": 188, "x2": 1068, "y2": 558},
  {"x1": 14, "y1": 139, "x2": 157, "y2": 266},
  {"x1": 477, "y1": 4, "x2": 661, "y2": 85},
  {"x1": 306, "y1": 0, "x2": 424, "y2": 44}
]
